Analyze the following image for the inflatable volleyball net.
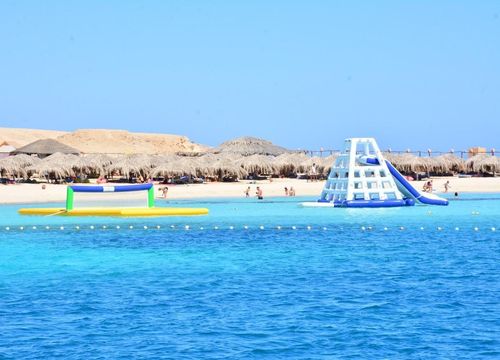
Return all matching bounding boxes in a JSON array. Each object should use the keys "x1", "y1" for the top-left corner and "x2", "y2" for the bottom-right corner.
[{"x1": 66, "y1": 183, "x2": 155, "y2": 211}]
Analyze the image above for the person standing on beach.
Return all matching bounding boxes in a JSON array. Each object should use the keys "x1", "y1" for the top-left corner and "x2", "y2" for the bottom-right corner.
[
  {"x1": 289, "y1": 187, "x2": 296, "y2": 196},
  {"x1": 309, "y1": 163, "x2": 317, "y2": 182},
  {"x1": 256, "y1": 186, "x2": 263, "y2": 200},
  {"x1": 284, "y1": 187, "x2": 289, "y2": 196},
  {"x1": 444, "y1": 181, "x2": 451, "y2": 193},
  {"x1": 244, "y1": 186, "x2": 250, "y2": 197}
]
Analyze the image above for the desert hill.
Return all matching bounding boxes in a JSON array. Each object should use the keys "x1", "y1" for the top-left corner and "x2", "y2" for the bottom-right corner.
[
  {"x1": 0, "y1": 128, "x2": 208, "y2": 154},
  {"x1": 0, "y1": 128, "x2": 67, "y2": 148}
]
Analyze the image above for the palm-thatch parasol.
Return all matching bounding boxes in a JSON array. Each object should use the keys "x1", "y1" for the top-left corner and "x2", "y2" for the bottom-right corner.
[
  {"x1": 434, "y1": 154, "x2": 465, "y2": 174},
  {"x1": 0, "y1": 156, "x2": 28, "y2": 177},
  {"x1": 465, "y1": 155, "x2": 499, "y2": 175},
  {"x1": 27, "y1": 153, "x2": 76, "y2": 179},
  {"x1": 205, "y1": 155, "x2": 248, "y2": 179},
  {"x1": 44, "y1": 152, "x2": 80, "y2": 164},
  {"x1": 13, "y1": 138, "x2": 80, "y2": 157},
  {"x1": 214, "y1": 136, "x2": 289, "y2": 156},
  {"x1": 238, "y1": 154, "x2": 276, "y2": 175},
  {"x1": 273, "y1": 153, "x2": 309, "y2": 175},
  {"x1": 105, "y1": 156, "x2": 148, "y2": 178},
  {"x1": 383, "y1": 153, "x2": 422, "y2": 173},
  {"x1": 150, "y1": 156, "x2": 199, "y2": 177},
  {"x1": 80, "y1": 153, "x2": 114, "y2": 170}
]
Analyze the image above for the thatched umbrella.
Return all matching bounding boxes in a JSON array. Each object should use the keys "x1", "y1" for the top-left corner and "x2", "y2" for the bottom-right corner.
[
  {"x1": 239, "y1": 154, "x2": 276, "y2": 174},
  {"x1": 44, "y1": 152, "x2": 80, "y2": 164},
  {"x1": 154, "y1": 154, "x2": 184, "y2": 166},
  {"x1": 129, "y1": 154, "x2": 160, "y2": 168},
  {"x1": 81, "y1": 153, "x2": 114, "y2": 170},
  {"x1": 383, "y1": 153, "x2": 422, "y2": 173},
  {"x1": 466, "y1": 155, "x2": 499, "y2": 175},
  {"x1": 27, "y1": 158, "x2": 75, "y2": 180},
  {"x1": 273, "y1": 152, "x2": 310, "y2": 175},
  {"x1": 1, "y1": 154, "x2": 40, "y2": 168},
  {"x1": 214, "y1": 136, "x2": 289, "y2": 156},
  {"x1": 206, "y1": 156, "x2": 248, "y2": 179},
  {"x1": 106, "y1": 156, "x2": 146, "y2": 178},
  {"x1": 150, "y1": 156, "x2": 199, "y2": 177},
  {"x1": 192, "y1": 153, "x2": 224, "y2": 176},
  {"x1": 13, "y1": 138, "x2": 80, "y2": 157},
  {"x1": 0, "y1": 154, "x2": 40, "y2": 177},
  {"x1": 435, "y1": 154, "x2": 465, "y2": 174},
  {"x1": 0, "y1": 156, "x2": 28, "y2": 177}
]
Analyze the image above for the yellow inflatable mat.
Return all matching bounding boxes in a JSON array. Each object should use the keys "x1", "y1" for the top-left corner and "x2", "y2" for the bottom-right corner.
[{"x1": 18, "y1": 207, "x2": 209, "y2": 217}]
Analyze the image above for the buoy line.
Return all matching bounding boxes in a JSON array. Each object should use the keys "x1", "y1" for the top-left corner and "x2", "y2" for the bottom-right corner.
[{"x1": 1, "y1": 224, "x2": 498, "y2": 233}]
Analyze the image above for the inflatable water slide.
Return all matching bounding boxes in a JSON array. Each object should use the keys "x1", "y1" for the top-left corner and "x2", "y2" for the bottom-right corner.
[{"x1": 303, "y1": 138, "x2": 448, "y2": 208}]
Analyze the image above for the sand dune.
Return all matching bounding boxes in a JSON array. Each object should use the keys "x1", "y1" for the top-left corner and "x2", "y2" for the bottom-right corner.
[
  {"x1": 57, "y1": 129, "x2": 209, "y2": 154},
  {"x1": 0, "y1": 128, "x2": 67, "y2": 148},
  {"x1": 0, "y1": 127, "x2": 209, "y2": 154}
]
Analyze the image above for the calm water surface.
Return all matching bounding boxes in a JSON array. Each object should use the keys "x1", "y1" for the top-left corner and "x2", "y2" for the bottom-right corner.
[{"x1": 0, "y1": 194, "x2": 499, "y2": 359}]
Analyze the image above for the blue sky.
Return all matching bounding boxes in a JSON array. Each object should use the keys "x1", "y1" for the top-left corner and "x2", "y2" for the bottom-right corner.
[{"x1": 1, "y1": 1, "x2": 499, "y2": 151}]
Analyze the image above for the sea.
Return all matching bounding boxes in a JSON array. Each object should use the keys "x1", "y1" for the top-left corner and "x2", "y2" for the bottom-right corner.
[{"x1": 0, "y1": 194, "x2": 499, "y2": 359}]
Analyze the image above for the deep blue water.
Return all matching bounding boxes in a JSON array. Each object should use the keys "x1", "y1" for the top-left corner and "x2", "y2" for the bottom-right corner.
[{"x1": 0, "y1": 194, "x2": 499, "y2": 359}]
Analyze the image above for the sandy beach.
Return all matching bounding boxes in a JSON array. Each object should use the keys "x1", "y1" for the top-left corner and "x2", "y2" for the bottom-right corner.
[{"x1": 1, "y1": 177, "x2": 499, "y2": 205}]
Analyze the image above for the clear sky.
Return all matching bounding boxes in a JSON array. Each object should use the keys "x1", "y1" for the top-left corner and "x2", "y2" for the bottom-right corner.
[{"x1": 1, "y1": 1, "x2": 499, "y2": 151}]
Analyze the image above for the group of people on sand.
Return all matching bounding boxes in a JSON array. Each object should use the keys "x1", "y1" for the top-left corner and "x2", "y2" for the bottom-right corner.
[
  {"x1": 423, "y1": 179, "x2": 452, "y2": 193},
  {"x1": 284, "y1": 187, "x2": 296, "y2": 197},
  {"x1": 422, "y1": 179, "x2": 434, "y2": 192}
]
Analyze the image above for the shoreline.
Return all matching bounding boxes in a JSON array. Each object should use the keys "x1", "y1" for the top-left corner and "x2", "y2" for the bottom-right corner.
[{"x1": 1, "y1": 177, "x2": 500, "y2": 205}]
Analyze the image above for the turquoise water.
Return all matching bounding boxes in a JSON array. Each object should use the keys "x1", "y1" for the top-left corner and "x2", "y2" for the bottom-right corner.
[{"x1": 1, "y1": 194, "x2": 499, "y2": 359}]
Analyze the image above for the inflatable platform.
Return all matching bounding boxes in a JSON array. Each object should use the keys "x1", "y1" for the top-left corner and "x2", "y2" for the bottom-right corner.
[{"x1": 18, "y1": 184, "x2": 209, "y2": 217}]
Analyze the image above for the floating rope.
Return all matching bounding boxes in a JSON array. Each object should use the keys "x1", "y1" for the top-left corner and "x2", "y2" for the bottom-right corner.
[{"x1": 1, "y1": 225, "x2": 499, "y2": 232}]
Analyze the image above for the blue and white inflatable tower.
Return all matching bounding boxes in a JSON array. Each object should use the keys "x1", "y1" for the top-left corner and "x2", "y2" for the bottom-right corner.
[{"x1": 314, "y1": 138, "x2": 448, "y2": 207}]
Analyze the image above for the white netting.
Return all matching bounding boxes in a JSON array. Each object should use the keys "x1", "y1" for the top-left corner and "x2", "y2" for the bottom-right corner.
[{"x1": 72, "y1": 189, "x2": 149, "y2": 209}]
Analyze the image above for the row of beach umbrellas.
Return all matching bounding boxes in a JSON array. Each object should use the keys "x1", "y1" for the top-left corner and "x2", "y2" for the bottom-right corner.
[
  {"x1": 0, "y1": 152, "x2": 335, "y2": 179},
  {"x1": 0, "y1": 152, "x2": 499, "y2": 179}
]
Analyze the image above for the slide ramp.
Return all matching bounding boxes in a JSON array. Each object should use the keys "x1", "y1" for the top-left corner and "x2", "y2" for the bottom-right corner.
[
  {"x1": 384, "y1": 160, "x2": 448, "y2": 205},
  {"x1": 362, "y1": 156, "x2": 448, "y2": 206}
]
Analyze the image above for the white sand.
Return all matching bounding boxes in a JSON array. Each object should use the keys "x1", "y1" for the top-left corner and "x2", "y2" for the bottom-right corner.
[{"x1": 1, "y1": 177, "x2": 499, "y2": 205}]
